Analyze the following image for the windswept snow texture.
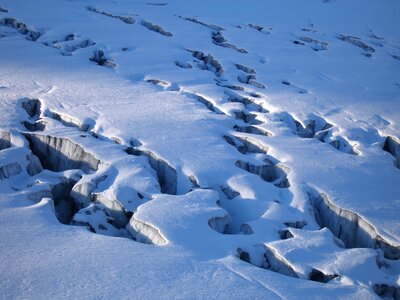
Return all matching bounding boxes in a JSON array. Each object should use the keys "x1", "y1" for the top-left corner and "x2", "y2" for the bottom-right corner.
[{"x1": 0, "y1": 0, "x2": 399, "y2": 299}]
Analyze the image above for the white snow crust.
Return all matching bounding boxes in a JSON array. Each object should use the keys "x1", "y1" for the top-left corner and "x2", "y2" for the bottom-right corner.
[{"x1": 0, "y1": 0, "x2": 399, "y2": 299}]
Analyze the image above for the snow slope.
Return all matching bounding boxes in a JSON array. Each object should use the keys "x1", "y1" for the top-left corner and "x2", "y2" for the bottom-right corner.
[{"x1": 0, "y1": 0, "x2": 399, "y2": 299}]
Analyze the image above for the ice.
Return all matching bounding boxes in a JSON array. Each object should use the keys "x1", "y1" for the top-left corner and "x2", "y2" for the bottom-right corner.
[{"x1": 0, "y1": 0, "x2": 399, "y2": 299}]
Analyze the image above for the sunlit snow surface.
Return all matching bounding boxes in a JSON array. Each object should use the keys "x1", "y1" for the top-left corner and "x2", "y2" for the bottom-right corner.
[{"x1": 0, "y1": 0, "x2": 399, "y2": 299}]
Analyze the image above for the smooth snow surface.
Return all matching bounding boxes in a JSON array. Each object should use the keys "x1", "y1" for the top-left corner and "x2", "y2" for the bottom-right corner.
[{"x1": 0, "y1": 0, "x2": 399, "y2": 299}]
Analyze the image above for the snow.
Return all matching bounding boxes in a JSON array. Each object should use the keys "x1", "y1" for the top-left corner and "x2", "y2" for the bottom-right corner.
[{"x1": 0, "y1": 0, "x2": 399, "y2": 299}]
